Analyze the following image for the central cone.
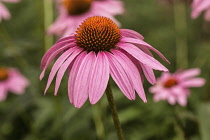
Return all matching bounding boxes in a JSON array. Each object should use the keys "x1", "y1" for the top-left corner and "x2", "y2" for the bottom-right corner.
[
  {"x1": 0, "y1": 68, "x2": 9, "y2": 81},
  {"x1": 75, "y1": 16, "x2": 121, "y2": 52},
  {"x1": 63, "y1": 0, "x2": 93, "y2": 15},
  {"x1": 164, "y1": 78, "x2": 177, "y2": 88}
]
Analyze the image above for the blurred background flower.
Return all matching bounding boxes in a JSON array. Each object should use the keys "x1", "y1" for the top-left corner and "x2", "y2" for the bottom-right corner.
[
  {"x1": 191, "y1": 0, "x2": 210, "y2": 21},
  {"x1": 48, "y1": 0, "x2": 124, "y2": 37},
  {"x1": 149, "y1": 68, "x2": 205, "y2": 106},
  {"x1": 0, "y1": 67, "x2": 29, "y2": 101},
  {"x1": 0, "y1": 0, "x2": 20, "y2": 22}
]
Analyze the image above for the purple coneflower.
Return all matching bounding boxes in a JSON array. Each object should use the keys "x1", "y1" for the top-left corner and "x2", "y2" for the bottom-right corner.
[
  {"x1": 149, "y1": 68, "x2": 205, "y2": 106},
  {"x1": 0, "y1": 0, "x2": 19, "y2": 22},
  {"x1": 40, "y1": 16, "x2": 169, "y2": 108},
  {"x1": 191, "y1": 0, "x2": 210, "y2": 21},
  {"x1": 0, "y1": 67, "x2": 29, "y2": 101},
  {"x1": 48, "y1": 0, "x2": 124, "y2": 37}
]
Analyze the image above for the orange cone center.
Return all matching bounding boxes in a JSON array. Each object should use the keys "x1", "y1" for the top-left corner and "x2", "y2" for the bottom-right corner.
[
  {"x1": 164, "y1": 78, "x2": 177, "y2": 88},
  {"x1": 0, "y1": 68, "x2": 9, "y2": 81},
  {"x1": 75, "y1": 16, "x2": 120, "y2": 52},
  {"x1": 63, "y1": 0, "x2": 93, "y2": 15}
]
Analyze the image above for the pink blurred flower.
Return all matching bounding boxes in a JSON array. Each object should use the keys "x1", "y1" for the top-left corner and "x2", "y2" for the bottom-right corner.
[
  {"x1": 0, "y1": 67, "x2": 29, "y2": 101},
  {"x1": 0, "y1": 0, "x2": 20, "y2": 22},
  {"x1": 40, "y1": 16, "x2": 169, "y2": 108},
  {"x1": 149, "y1": 68, "x2": 205, "y2": 106},
  {"x1": 191, "y1": 0, "x2": 210, "y2": 21},
  {"x1": 48, "y1": 0, "x2": 124, "y2": 37}
]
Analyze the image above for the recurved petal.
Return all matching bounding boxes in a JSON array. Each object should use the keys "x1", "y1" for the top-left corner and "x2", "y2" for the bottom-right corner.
[
  {"x1": 43, "y1": 48, "x2": 75, "y2": 94},
  {"x1": 106, "y1": 52, "x2": 135, "y2": 100},
  {"x1": 111, "y1": 50, "x2": 147, "y2": 102},
  {"x1": 89, "y1": 52, "x2": 109, "y2": 104},
  {"x1": 68, "y1": 52, "x2": 87, "y2": 105},
  {"x1": 140, "y1": 63, "x2": 156, "y2": 85},
  {"x1": 71, "y1": 52, "x2": 96, "y2": 108},
  {"x1": 40, "y1": 41, "x2": 74, "y2": 70},
  {"x1": 120, "y1": 29, "x2": 144, "y2": 40},
  {"x1": 120, "y1": 37, "x2": 170, "y2": 64},
  {"x1": 117, "y1": 42, "x2": 168, "y2": 72},
  {"x1": 54, "y1": 48, "x2": 82, "y2": 96}
]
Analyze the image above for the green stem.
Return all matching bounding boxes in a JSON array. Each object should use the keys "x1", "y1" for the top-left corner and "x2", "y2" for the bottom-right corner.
[
  {"x1": 173, "y1": 0, "x2": 188, "y2": 69},
  {"x1": 173, "y1": 106, "x2": 189, "y2": 140},
  {"x1": 92, "y1": 105, "x2": 106, "y2": 140},
  {"x1": 105, "y1": 82, "x2": 124, "y2": 140},
  {"x1": 43, "y1": 0, "x2": 54, "y2": 52}
]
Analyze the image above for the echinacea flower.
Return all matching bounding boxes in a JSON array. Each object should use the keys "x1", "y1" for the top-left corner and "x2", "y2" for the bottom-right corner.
[
  {"x1": 40, "y1": 16, "x2": 169, "y2": 108},
  {"x1": 48, "y1": 0, "x2": 124, "y2": 37},
  {"x1": 191, "y1": 0, "x2": 210, "y2": 21},
  {"x1": 0, "y1": 0, "x2": 20, "y2": 22},
  {"x1": 0, "y1": 67, "x2": 29, "y2": 101},
  {"x1": 149, "y1": 68, "x2": 205, "y2": 106}
]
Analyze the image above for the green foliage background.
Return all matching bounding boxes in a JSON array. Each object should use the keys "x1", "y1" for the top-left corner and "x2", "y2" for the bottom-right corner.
[{"x1": 0, "y1": 0, "x2": 210, "y2": 140}]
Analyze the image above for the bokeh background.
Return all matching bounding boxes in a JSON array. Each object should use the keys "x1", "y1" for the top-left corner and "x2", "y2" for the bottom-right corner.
[{"x1": 0, "y1": 0, "x2": 210, "y2": 140}]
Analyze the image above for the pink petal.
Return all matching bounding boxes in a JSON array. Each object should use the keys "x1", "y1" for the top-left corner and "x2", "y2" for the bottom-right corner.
[
  {"x1": 117, "y1": 42, "x2": 168, "y2": 72},
  {"x1": 140, "y1": 63, "x2": 156, "y2": 85},
  {"x1": 68, "y1": 52, "x2": 86, "y2": 106},
  {"x1": 180, "y1": 78, "x2": 205, "y2": 87},
  {"x1": 43, "y1": 47, "x2": 76, "y2": 95},
  {"x1": 122, "y1": 50, "x2": 144, "y2": 82},
  {"x1": 40, "y1": 43, "x2": 75, "y2": 80},
  {"x1": 55, "y1": 35, "x2": 75, "y2": 44},
  {"x1": 167, "y1": 95, "x2": 176, "y2": 105},
  {"x1": 7, "y1": 69, "x2": 29, "y2": 94},
  {"x1": 105, "y1": 52, "x2": 135, "y2": 100},
  {"x1": 40, "y1": 40, "x2": 74, "y2": 70},
  {"x1": 177, "y1": 68, "x2": 201, "y2": 80},
  {"x1": 191, "y1": 0, "x2": 210, "y2": 19},
  {"x1": 120, "y1": 29, "x2": 144, "y2": 40},
  {"x1": 171, "y1": 87, "x2": 188, "y2": 106},
  {"x1": 0, "y1": 3, "x2": 10, "y2": 21},
  {"x1": 177, "y1": 96, "x2": 187, "y2": 106},
  {"x1": 137, "y1": 47, "x2": 156, "y2": 85},
  {"x1": 111, "y1": 50, "x2": 147, "y2": 102},
  {"x1": 159, "y1": 72, "x2": 171, "y2": 82},
  {"x1": 89, "y1": 52, "x2": 109, "y2": 104},
  {"x1": 120, "y1": 37, "x2": 170, "y2": 64},
  {"x1": 153, "y1": 89, "x2": 169, "y2": 102},
  {"x1": 54, "y1": 48, "x2": 82, "y2": 95},
  {"x1": 94, "y1": 0, "x2": 124, "y2": 15},
  {"x1": 70, "y1": 52, "x2": 95, "y2": 108},
  {"x1": 149, "y1": 85, "x2": 163, "y2": 94}
]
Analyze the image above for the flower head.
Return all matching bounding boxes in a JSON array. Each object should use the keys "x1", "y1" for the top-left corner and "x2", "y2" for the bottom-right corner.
[
  {"x1": 48, "y1": 0, "x2": 124, "y2": 37},
  {"x1": 191, "y1": 0, "x2": 210, "y2": 21},
  {"x1": 40, "y1": 16, "x2": 169, "y2": 108},
  {"x1": 0, "y1": 67, "x2": 29, "y2": 101},
  {"x1": 149, "y1": 68, "x2": 205, "y2": 106},
  {"x1": 0, "y1": 0, "x2": 20, "y2": 22}
]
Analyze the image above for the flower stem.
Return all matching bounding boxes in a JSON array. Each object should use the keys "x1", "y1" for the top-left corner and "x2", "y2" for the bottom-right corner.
[
  {"x1": 43, "y1": 0, "x2": 54, "y2": 52},
  {"x1": 92, "y1": 105, "x2": 106, "y2": 140},
  {"x1": 105, "y1": 82, "x2": 124, "y2": 140},
  {"x1": 173, "y1": 0, "x2": 188, "y2": 69}
]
